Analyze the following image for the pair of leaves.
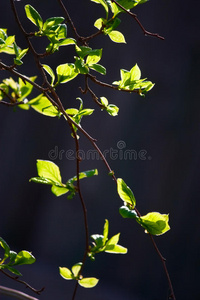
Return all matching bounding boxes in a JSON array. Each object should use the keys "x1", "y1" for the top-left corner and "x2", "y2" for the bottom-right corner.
[
  {"x1": 113, "y1": 64, "x2": 155, "y2": 95},
  {"x1": 0, "y1": 28, "x2": 28, "y2": 65},
  {"x1": 30, "y1": 160, "x2": 98, "y2": 199},
  {"x1": 117, "y1": 178, "x2": 170, "y2": 235},
  {"x1": 0, "y1": 237, "x2": 35, "y2": 276},
  {"x1": 59, "y1": 263, "x2": 99, "y2": 288},
  {"x1": 89, "y1": 219, "x2": 127, "y2": 260},
  {"x1": 25, "y1": 5, "x2": 75, "y2": 53},
  {"x1": 100, "y1": 96, "x2": 119, "y2": 116},
  {"x1": 94, "y1": 17, "x2": 126, "y2": 43}
]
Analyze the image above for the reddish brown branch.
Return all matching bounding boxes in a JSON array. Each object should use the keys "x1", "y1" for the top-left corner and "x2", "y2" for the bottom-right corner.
[{"x1": 111, "y1": 0, "x2": 164, "y2": 40}]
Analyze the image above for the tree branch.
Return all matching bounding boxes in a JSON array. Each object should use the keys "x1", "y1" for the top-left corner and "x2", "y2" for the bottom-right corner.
[
  {"x1": 111, "y1": 0, "x2": 164, "y2": 40},
  {"x1": 0, "y1": 285, "x2": 39, "y2": 300}
]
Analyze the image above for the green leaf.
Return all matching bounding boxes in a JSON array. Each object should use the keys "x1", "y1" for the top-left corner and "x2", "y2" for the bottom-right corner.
[
  {"x1": 106, "y1": 233, "x2": 120, "y2": 246},
  {"x1": 100, "y1": 96, "x2": 108, "y2": 107},
  {"x1": 75, "y1": 45, "x2": 92, "y2": 58},
  {"x1": 117, "y1": 178, "x2": 136, "y2": 207},
  {"x1": 12, "y1": 251, "x2": 35, "y2": 266},
  {"x1": 105, "y1": 244, "x2": 127, "y2": 254},
  {"x1": 18, "y1": 76, "x2": 36, "y2": 101},
  {"x1": 108, "y1": 30, "x2": 126, "y2": 43},
  {"x1": 130, "y1": 64, "x2": 141, "y2": 81},
  {"x1": 90, "y1": 234, "x2": 104, "y2": 249},
  {"x1": 103, "y1": 219, "x2": 109, "y2": 245},
  {"x1": 137, "y1": 212, "x2": 170, "y2": 236},
  {"x1": 106, "y1": 104, "x2": 119, "y2": 116},
  {"x1": 86, "y1": 49, "x2": 102, "y2": 65},
  {"x1": 78, "y1": 277, "x2": 99, "y2": 288},
  {"x1": 89, "y1": 63, "x2": 106, "y2": 75},
  {"x1": 25, "y1": 5, "x2": 43, "y2": 29},
  {"x1": 36, "y1": 160, "x2": 62, "y2": 184},
  {"x1": 58, "y1": 38, "x2": 76, "y2": 47},
  {"x1": 43, "y1": 17, "x2": 65, "y2": 31},
  {"x1": 51, "y1": 185, "x2": 69, "y2": 197},
  {"x1": 4, "y1": 266, "x2": 22, "y2": 276},
  {"x1": 94, "y1": 18, "x2": 105, "y2": 30},
  {"x1": 72, "y1": 262, "x2": 82, "y2": 277},
  {"x1": 0, "y1": 237, "x2": 10, "y2": 263},
  {"x1": 119, "y1": 205, "x2": 138, "y2": 219},
  {"x1": 28, "y1": 94, "x2": 59, "y2": 117},
  {"x1": 30, "y1": 177, "x2": 56, "y2": 185},
  {"x1": 65, "y1": 108, "x2": 79, "y2": 115},
  {"x1": 59, "y1": 267, "x2": 73, "y2": 280},
  {"x1": 56, "y1": 63, "x2": 79, "y2": 84},
  {"x1": 68, "y1": 169, "x2": 98, "y2": 183},
  {"x1": 42, "y1": 64, "x2": 55, "y2": 86}
]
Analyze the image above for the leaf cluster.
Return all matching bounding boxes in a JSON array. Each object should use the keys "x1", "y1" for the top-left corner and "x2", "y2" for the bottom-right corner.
[
  {"x1": 0, "y1": 237, "x2": 35, "y2": 276},
  {"x1": 30, "y1": 160, "x2": 98, "y2": 199}
]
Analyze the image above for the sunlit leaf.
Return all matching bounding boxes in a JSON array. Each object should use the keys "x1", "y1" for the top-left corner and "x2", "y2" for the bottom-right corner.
[
  {"x1": 78, "y1": 277, "x2": 99, "y2": 288},
  {"x1": 72, "y1": 262, "x2": 82, "y2": 277},
  {"x1": 59, "y1": 267, "x2": 73, "y2": 280},
  {"x1": 56, "y1": 63, "x2": 79, "y2": 84},
  {"x1": 108, "y1": 30, "x2": 126, "y2": 43},
  {"x1": 12, "y1": 251, "x2": 36, "y2": 266},
  {"x1": 137, "y1": 212, "x2": 170, "y2": 236},
  {"x1": 25, "y1": 5, "x2": 43, "y2": 29},
  {"x1": 36, "y1": 160, "x2": 62, "y2": 184},
  {"x1": 117, "y1": 178, "x2": 136, "y2": 207}
]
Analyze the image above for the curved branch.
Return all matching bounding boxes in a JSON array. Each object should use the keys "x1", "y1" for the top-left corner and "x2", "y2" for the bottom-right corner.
[{"x1": 0, "y1": 285, "x2": 39, "y2": 300}]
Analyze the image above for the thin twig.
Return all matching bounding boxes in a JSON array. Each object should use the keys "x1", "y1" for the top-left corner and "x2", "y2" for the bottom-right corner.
[
  {"x1": 111, "y1": 0, "x2": 164, "y2": 40},
  {"x1": 149, "y1": 235, "x2": 176, "y2": 300},
  {"x1": 0, "y1": 270, "x2": 44, "y2": 295}
]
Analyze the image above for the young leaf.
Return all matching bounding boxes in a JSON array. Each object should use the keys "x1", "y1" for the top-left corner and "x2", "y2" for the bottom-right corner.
[
  {"x1": 5, "y1": 266, "x2": 22, "y2": 276},
  {"x1": 103, "y1": 219, "x2": 109, "y2": 245},
  {"x1": 106, "y1": 233, "x2": 120, "y2": 246},
  {"x1": 36, "y1": 160, "x2": 62, "y2": 184},
  {"x1": 119, "y1": 205, "x2": 138, "y2": 219},
  {"x1": 89, "y1": 64, "x2": 106, "y2": 75},
  {"x1": 30, "y1": 177, "x2": 56, "y2": 185},
  {"x1": 106, "y1": 104, "x2": 119, "y2": 116},
  {"x1": 137, "y1": 212, "x2": 170, "y2": 236},
  {"x1": 72, "y1": 262, "x2": 82, "y2": 277},
  {"x1": 56, "y1": 63, "x2": 79, "y2": 84},
  {"x1": 42, "y1": 64, "x2": 55, "y2": 86},
  {"x1": 25, "y1": 5, "x2": 43, "y2": 29},
  {"x1": 12, "y1": 251, "x2": 36, "y2": 266},
  {"x1": 105, "y1": 244, "x2": 127, "y2": 254},
  {"x1": 51, "y1": 185, "x2": 69, "y2": 197},
  {"x1": 86, "y1": 49, "x2": 102, "y2": 65},
  {"x1": 28, "y1": 94, "x2": 59, "y2": 117},
  {"x1": 78, "y1": 277, "x2": 99, "y2": 288},
  {"x1": 0, "y1": 237, "x2": 10, "y2": 263},
  {"x1": 117, "y1": 178, "x2": 136, "y2": 207},
  {"x1": 130, "y1": 64, "x2": 141, "y2": 81},
  {"x1": 108, "y1": 30, "x2": 126, "y2": 43},
  {"x1": 43, "y1": 17, "x2": 65, "y2": 31},
  {"x1": 59, "y1": 267, "x2": 74, "y2": 280}
]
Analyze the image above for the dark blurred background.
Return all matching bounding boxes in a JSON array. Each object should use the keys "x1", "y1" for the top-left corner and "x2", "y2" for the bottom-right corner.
[{"x1": 0, "y1": 0, "x2": 200, "y2": 299}]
